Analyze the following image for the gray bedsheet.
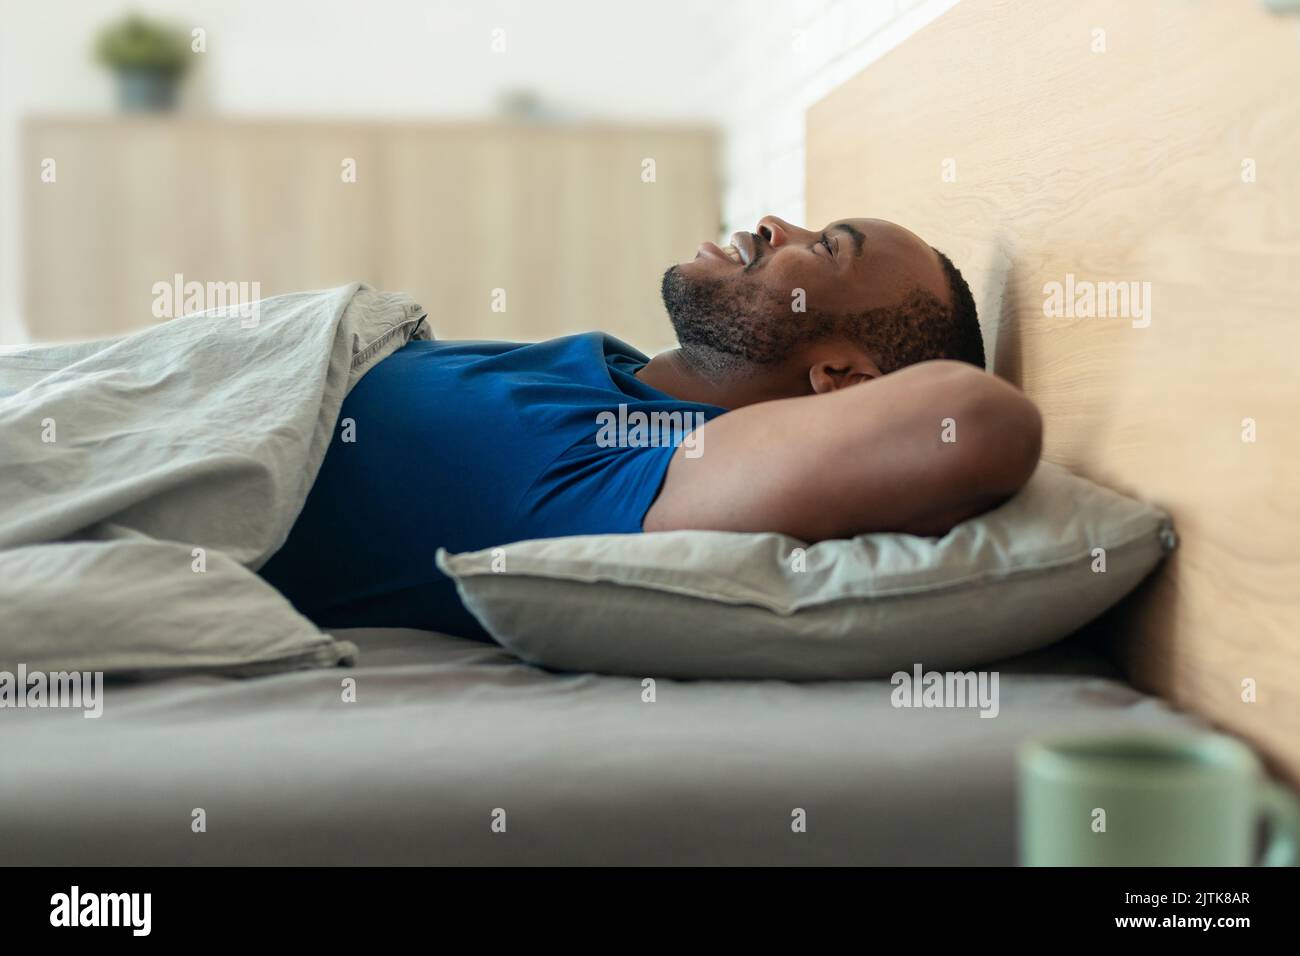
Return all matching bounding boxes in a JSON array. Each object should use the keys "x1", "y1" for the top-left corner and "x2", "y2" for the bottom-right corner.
[{"x1": 0, "y1": 628, "x2": 1207, "y2": 865}]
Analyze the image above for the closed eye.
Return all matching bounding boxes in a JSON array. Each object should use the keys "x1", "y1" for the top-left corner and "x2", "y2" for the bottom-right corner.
[{"x1": 819, "y1": 232, "x2": 834, "y2": 258}]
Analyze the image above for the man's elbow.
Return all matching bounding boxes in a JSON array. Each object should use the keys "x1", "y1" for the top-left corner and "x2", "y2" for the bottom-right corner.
[
  {"x1": 888, "y1": 363, "x2": 1044, "y2": 537},
  {"x1": 957, "y1": 371, "x2": 1043, "y2": 500}
]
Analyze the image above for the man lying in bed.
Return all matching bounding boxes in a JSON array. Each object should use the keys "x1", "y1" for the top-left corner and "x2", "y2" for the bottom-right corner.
[{"x1": 260, "y1": 216, "x2": 1042, "y2": 639}]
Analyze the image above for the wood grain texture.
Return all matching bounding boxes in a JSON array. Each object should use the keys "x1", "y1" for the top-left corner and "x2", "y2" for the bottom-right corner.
[
  {"x1": 808, "y1": 0, "x2": 1300, "y2": 785},
  {"x1": 23, "y1": 118, "x2": 717, "y2": 353}
]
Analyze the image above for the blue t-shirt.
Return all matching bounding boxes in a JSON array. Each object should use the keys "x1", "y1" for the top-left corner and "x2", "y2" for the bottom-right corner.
[{"x1": 259, "y1": 332, "x2": 724, "y2": 639}]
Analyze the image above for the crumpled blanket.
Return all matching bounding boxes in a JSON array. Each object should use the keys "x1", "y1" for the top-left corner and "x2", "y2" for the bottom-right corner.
[{"x1": 0, "y1": 283, "x2": 429, "y2": 678}]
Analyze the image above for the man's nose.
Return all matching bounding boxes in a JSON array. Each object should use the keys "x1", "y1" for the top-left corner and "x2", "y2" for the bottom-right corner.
[{"x1": 756, "y1": 215, "x2": 802, "y2": 248}]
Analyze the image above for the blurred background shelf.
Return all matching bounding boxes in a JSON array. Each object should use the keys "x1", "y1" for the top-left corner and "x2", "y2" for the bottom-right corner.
[{"x1": 22, "y1": 117, "x2": 718, "y2": 349}]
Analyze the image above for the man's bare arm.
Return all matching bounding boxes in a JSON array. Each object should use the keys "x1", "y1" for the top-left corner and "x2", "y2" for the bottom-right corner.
[{"x1": 643, "y1": 360, "x2": 1042, "y2": 541}]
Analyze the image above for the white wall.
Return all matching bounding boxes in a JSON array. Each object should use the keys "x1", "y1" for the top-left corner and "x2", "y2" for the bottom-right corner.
[
  {"x1": 0, "y1": 0, "x2": 955, "y2": 344},
  {"x1": 711, "y1": 0, "x2": 959, "y2": 238}
]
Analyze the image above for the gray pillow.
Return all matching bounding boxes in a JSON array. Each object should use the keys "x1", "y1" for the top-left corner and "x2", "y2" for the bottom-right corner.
[{"x1": 436, "y1": 462, "x2": 1175, "y2": 680}]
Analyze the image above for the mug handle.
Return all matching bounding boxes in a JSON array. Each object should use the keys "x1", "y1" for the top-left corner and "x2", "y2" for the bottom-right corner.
[{"x1": 1258, "y1": 782, "x2": 1300, "y2": 866}]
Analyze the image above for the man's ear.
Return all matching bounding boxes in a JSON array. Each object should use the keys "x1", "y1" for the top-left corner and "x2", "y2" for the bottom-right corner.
[{"x1": 808, "y1": 354, "x2": 883, "y2": 394}]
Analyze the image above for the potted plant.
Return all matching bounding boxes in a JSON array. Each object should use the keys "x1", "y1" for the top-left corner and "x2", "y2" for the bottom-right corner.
[{"x1": 94, "y1": 13, "x2": 192, "y2": 112}]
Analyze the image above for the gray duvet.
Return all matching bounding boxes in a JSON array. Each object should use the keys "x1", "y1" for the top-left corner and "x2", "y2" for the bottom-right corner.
[
  {"x1": 1, "y1": 627, "x2": 1206, "y2": 865},
  {"x1": 0, "y1": 284, "x2": 427, "y2": 678}
]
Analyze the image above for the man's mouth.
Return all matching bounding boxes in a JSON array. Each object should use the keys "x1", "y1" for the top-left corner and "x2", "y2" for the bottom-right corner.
[
  {"x1": 696, "y1": 233, "x2": 759, "y2": 267},
  {"x1": 731, "y1": 231, "x2": 759, "y2": 267},
  {"x1": 698, "y1": 241, "x2": 744, "y2": 265}
]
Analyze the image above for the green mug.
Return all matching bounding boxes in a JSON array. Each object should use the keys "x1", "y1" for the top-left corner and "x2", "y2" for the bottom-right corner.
[{"x1": 1019, "y1": 732, "x2": 1299, "y2": 866}]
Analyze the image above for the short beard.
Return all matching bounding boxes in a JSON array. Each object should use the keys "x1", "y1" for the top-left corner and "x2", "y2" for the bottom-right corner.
[{"x1": 660, "y1": 265, "x2": 831, "y2": 378}]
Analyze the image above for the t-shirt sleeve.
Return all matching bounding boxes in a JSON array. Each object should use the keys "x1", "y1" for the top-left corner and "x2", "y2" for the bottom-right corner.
[{"x1": 516, "y1": 421, "x2": 706, "y2": 537}]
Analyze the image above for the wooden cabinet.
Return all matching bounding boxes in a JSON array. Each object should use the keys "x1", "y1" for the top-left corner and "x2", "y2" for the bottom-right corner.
[{"x1": 23, "y1": 118, "x2": 718, "y2": 353}]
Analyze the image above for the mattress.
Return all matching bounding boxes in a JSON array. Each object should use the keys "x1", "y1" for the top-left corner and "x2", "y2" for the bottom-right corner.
[{"x1": 1, "y1": 627, "x2": 1206, "y2": 865}]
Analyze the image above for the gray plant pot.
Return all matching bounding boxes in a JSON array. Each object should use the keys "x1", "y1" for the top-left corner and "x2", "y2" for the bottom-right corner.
[{"x1": 115, "y1": 69, "x2": 180, "y2": 112}]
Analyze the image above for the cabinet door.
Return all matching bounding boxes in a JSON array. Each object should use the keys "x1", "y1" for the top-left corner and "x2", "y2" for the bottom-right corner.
[
  {"x1": 23, "y1": 119, "x2": 385, "y2": 340},
  {"x1": 198, "y1": 122, "x2": 386, "y2": 302},
  {"x1": 24, "y1": 120, "x2": 716, "y2": 348},
  {"x1": 25, "y1": 119, "x2": 221, "y2": 340},
  {"x1": 380, "y1": 124, "x2": 718, "y2": 352}
]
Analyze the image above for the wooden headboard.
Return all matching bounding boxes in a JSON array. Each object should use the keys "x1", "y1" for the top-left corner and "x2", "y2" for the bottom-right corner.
[{"x1": 808, "y1": 0, "x2": 1300, "y2": 785}]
